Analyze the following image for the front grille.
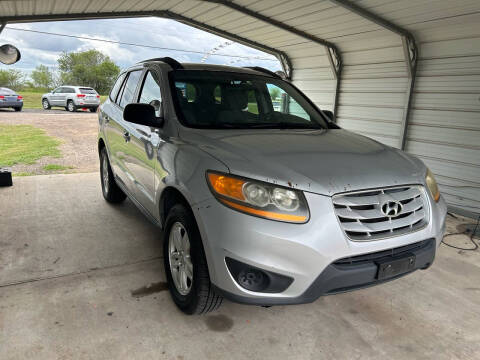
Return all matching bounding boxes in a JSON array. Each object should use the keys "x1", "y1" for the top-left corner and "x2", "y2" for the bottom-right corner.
[{"x1": 332, "y1": 185, "x2": 429, "y2": 241}]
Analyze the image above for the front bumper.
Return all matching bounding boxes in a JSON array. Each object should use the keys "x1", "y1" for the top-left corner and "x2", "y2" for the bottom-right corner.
[{"x1": 193, "y1": 190, "x2": 447, "y2": 305}]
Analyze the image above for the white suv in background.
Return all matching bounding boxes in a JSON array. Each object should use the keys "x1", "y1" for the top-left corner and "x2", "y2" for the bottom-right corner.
[{"x1": 42, "y1": 86, "x2": 100, "y2": 112}]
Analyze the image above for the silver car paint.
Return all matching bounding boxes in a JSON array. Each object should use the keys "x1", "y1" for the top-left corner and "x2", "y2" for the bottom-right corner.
[
  {"x1": 98, "y1": 63, "x2": 447, "y2": 301},
  {"x1": 43, "y1": 85, "x2": 100, "y2": 108}
]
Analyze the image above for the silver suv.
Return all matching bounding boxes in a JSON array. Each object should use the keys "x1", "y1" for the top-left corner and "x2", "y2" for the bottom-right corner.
[
  {"x1": 42, "y1": 85, "x2": 100, "y2": 112},
  {"x1": 98, "y1": 58, "x2": 447, "y2": 315}
]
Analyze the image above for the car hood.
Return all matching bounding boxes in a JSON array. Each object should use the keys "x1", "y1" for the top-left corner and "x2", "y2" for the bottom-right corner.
[{"x1": 180, "y1": 128, "x2": 426, "y2": 196}]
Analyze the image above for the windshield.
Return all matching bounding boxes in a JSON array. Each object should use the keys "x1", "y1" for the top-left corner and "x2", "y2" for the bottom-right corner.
[{"x1": 171, "y1": 70, "x2": 328, "y2": 129}]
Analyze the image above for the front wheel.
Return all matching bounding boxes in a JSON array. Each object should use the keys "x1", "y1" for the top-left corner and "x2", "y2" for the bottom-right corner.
[
  {"x1": 42, "y1": 99, "x2": 51, "y2": 110},
  {"x1": 164, "y1": 204, "x2": 222, "y2": 314},
  {"x1": 67, "y1": 100, "x2": 76, "y2": 112},
  {"x1": 99, "y1": 148, "x2": 126, "y2": 203}
]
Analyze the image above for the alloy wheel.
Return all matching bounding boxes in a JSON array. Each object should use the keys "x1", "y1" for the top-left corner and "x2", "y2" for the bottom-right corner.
[{"x1": 168, "y1": 222, "x2": 193, "y2": 295}]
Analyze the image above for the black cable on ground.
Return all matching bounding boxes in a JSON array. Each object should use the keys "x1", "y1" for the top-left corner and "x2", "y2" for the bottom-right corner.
[{"x1": 441, "y1": 213, "x2": 480, "y2": 251}]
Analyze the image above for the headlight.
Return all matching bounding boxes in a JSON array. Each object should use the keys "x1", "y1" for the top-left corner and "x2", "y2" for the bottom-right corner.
[
  {"x1": 206, "y1": 171, "x2": 309, "y2": 223},
  {"x1": 425, "y1": 168, "x2": 440, "y2": 202}
]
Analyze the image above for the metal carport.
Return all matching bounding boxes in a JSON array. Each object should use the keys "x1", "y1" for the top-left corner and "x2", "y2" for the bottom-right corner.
[{"x1": 1, "y1": 0, "x2": 479, "y2": 217}]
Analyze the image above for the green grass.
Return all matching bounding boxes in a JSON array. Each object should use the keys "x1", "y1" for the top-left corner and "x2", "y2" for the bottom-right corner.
[
  {"x1": 0, "y1": 125, "x2": 62, "y2": 166},
  {"x1": 18, "y1": 90, "x2": 108, "y2": 109},
  {"x1": 13, "y1": 172, "x2": 34, "y2": 177},
  {"x1": 19, "y1": 91, "x2": 45, "y2": 109},
  {"x1": 43, "y1": 164, "x2": 74, "y2": 171},
  {"x1": 248, "y1": 103, "x2": 259, "y2": 114}
]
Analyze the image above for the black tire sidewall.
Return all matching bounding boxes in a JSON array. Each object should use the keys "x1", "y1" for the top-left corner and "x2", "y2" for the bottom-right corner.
[
  {"x1": 163, "y1": 204, "x2": 208, "y2": 314},
  {"x1": 67, "y1": 101, "x2": 75, "y2": 112}
]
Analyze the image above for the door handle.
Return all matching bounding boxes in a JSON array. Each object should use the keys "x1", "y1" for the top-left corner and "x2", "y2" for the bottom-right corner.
[{"x1": 123, "y1": 130, "x2": 131, "y2": 142}]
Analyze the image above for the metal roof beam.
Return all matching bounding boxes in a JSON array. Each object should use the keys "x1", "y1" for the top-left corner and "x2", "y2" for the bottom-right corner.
[
  {"x1": 329, "y1": 0, "x2": 418, "y2": 149},
  {"x1": 160, "y1": 10, "x2": 293, "y2": 79},
  {"x1": 0, "y1": 9, "x2": 293, "y2": 79}
]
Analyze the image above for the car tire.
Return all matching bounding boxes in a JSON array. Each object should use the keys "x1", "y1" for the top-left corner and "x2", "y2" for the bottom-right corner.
[
  {"x1": 164, "y1": 203, "x2": 222, "y2": 315},
  {"x1": 42, "y1": 98, "x2": 51, "y2": 110},
  {"x1": 67, "y1": 100, "x2": 76, "y2": 112},
  {"x1": 14, "y1": 107, "x2": 22, "y2": 112},
  {"x1": 90, "y1": 107, "x2": 98, "y2": 113},
  {"x1": 100, "y1": 147, "x2": 126, "y2": 203}
]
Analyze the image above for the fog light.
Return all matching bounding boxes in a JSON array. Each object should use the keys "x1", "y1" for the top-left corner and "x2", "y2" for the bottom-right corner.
[
  {"x1": 225, "y1": 257, "x2": 293, "y2": 293},
  {"x1": 238, "y1": 268, "x2": 269, "y2": 292}
]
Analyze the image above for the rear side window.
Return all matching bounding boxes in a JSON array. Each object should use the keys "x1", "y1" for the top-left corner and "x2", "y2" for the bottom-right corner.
[
  {"x1": 119, "y1": 70, "x2": 142, "y2": 108},
  {"x1": 80, "y1": 88, "x2": 96, "y2": 94},
  {"x1": 65, "y1": 87, "x2": 75, "y2": 93},
  {"x1": 0, "y1": 88, "x2": 15, "y2": 94},
  {"x1": 109, "y1": 73, "x2": 126, "y2": 102}
]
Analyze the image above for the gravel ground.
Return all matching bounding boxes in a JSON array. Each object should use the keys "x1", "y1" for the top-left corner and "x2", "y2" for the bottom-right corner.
[{"x1": 0, "y1": 108, "x2": 99, "y2": 175}]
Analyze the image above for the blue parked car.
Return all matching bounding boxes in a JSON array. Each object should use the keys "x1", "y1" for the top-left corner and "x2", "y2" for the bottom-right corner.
[{"x1": 0, "y1": 87, "x2": 22, "y2": 111}]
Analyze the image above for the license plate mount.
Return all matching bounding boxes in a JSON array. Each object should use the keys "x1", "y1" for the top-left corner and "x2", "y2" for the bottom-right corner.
[{"x1": 376, "y1": 253, "x2": 416, "y2": 280}]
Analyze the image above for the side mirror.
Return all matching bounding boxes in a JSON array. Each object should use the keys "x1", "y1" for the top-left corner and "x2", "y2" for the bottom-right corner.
[
  {"x1": 0, "y1": 44, "x2": 21, "y2": 65},
  {"x1": 321, "y1": 110, "x2": 333, "y2": 121},
  {"x1": 123, "y1": 103, "x2": 164, "y2": 127}
]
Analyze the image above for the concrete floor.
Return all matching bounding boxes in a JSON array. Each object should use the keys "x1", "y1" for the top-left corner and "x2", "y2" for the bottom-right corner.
[{"x1": 0, "y1": 173, "x2": 479, "y2": 359}]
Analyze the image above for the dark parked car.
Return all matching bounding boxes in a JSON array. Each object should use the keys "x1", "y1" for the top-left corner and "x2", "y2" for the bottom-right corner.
[{"x1": 0, "y1": 87, "x2": 22, "y2": 111}]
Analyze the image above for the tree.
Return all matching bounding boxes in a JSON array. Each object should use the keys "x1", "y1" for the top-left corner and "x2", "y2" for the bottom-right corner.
[
  {"x1": 269, "y1": 87, "x2": 281, "y2": 100},
  {"x1": 31, "y1": 64, "x2": 54, "y2": 89},
  {"x1": 58, "y1": 50, "x2": 120, "y2": 94},
  {"x1": 0, "y1": 69, "x2": 25, "y2": 90}
]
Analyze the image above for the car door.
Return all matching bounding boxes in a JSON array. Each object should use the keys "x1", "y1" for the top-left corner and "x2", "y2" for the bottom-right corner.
[
  {"x1": 49, "y1": 87, "x2": 63, "y2": 105},
  {"x1": 60, "y1": 87, "x2": 73, "y2": 107},
  {"x1": 122, "y1": 69, "x2": 163, "y2": 215},
  {"x1": 104, "y1": 69, "x2": 143, "y2": 191}
]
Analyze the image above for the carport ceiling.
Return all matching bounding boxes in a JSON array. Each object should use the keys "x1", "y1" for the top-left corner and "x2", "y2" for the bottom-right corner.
[{"x1": 0, "y1": 0, "x2": 416, "y2": 126}]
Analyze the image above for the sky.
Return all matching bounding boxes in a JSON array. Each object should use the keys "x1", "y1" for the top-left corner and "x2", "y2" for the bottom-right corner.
[{"x1": 0, "y1": 17, "x2": 281, "y2": 77}]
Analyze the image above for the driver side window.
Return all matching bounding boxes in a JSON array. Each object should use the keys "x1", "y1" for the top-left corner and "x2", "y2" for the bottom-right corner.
[{"x1": 138, "y1": 71, "x2": 162, "y2": 117}]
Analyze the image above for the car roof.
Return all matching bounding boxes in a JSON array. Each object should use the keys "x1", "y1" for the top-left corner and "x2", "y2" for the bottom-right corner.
[
  {"x1": 58, "y1": 85, "x2": 95, "y2": 90},
  {"x1": 132, "y1": 59, "x2": 279, "y2": 78}
]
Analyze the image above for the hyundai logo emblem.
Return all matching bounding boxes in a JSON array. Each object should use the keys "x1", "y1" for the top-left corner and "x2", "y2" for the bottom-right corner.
[{"x1": 381, "y1": 200, "x2": 403, "y2": 217}]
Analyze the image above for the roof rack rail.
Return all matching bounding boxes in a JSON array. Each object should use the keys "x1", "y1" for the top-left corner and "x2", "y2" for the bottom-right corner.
[
  {"x1": 244, "y1": 66, "x2": 281, "y2": 79},
  {"x1": 141, "y1": 57, "x2": 183, "y2": 70}
]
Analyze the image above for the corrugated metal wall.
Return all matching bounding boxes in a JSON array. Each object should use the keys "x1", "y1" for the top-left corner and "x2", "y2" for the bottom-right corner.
[
  {"x1": 330, "y1": 0, "x2": 480, "y2": 216},
  {"x1": 405, "y1": 9, "x2": 480, "y2": 216},
  {"x1": 1, "y1": 0, "x2": 479, "y2": 215}
]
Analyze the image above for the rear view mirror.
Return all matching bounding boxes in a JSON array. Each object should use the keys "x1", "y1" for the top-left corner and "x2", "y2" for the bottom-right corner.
[
  {"x1": 0, "y1": 44, "x2": 21, "y2": 65},
  {"x1": 123, "y1": 103, "x2": 163, "y2": 128}
]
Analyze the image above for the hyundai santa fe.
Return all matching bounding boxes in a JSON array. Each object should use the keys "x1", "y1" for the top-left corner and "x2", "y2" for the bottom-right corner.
[{"x1": 98, "y1": 57, "x2": 447, "y2": 314}]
